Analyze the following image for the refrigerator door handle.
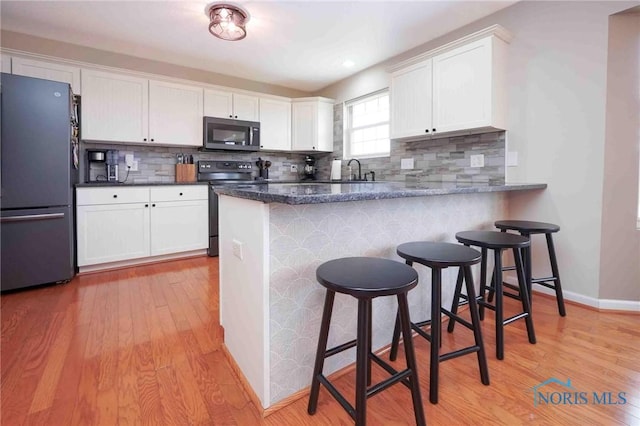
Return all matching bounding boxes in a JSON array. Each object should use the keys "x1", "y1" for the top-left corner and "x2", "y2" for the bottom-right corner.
[{"x1": 1, "y1": 212, "x2": 65, "y2": 223}]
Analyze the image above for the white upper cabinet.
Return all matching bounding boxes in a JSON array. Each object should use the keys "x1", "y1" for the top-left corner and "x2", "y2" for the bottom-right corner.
[
  {"x1": 81, "y1": 69, "x2": 149, "y2": 143},
  {"x1": 204, "y1": 89, "x2": 259, "y2": 121},
  {"x1": 389, "y1": 26, "x2": 510, "y2": 140},
  {"x1": 12, "y1": 57, "x2": 81, "y2": 94},
  {"x1": 259, "y1": 98, "x2": 291, "y2": 151},
  {"x1": 149, "y1": 80, "x2": 203, "y2": 146},
  {"x1": 291, "y1": 97, "x2": 334, "y2": 152},
  {"x1": 432, "y1": 37, "x2": 502, "y2": 133},
  {"x1": 82, "y1": 70, "x2": 202, "y2": 146},
  {"x1": 390, "y1": 60, "x2": 433, "y2": 139},
  {"x1": 1, "y1": 54, "x2": 11, "y2": 73}
]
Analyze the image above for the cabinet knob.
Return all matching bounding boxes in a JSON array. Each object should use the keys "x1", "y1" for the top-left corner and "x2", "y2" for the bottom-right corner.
[
  {"x1": 113, "y1": 194, "x2": 118, "y2": 198},
  {"x1": 260, "y1": 145, "x2": 264, "y2": 148},
  {"x1": 143, "y1": 138, "x2": 147, "y2": 141},
  {"x1": 425, "y1": 129, "x2": 429, "y2": 133},
  {"x1": 312, "y1": 146, "x2": 316, "y2": 150},
  {"x1": 151, "y1": 138, "x2": 154, "y2": 142},
  {"x1": 229, "y1": 115, "x2": 233, "y2": 118},
  {"x1": 152, "y1": 204, "x2": 156, "y2": 207},
  {"x1": 234, "y1": 115, "x2": 238, "y2": 119},
  {"x1": 145, "y1": 204, "x2": 149, "y2": 207},
  {"x1": 179, "y1": 192, "x2": 183, "y2": 196},
  {"x1": 432, "y1": 128, "x2": 436, "y2": 132}
]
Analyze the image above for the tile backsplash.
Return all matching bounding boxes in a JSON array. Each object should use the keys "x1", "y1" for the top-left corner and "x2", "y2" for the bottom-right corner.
[
  {"x1": 80, "y1": 104, "x2": 505, "y2": 184},
  {"x1": 329, "y1": 104, "x2": 506, "y2": 183}
]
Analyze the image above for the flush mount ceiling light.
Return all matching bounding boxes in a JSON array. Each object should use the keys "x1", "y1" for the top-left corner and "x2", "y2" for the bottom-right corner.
[{"x1": 205, "y1": 2, "x2": 250, "y2": 41}]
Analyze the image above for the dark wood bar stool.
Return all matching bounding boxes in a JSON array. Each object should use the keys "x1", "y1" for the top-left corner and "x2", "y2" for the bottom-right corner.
[
  {"x1": 390, "y1": 242, "x2": 490, "y2": 404},
  {"x1": 308, "y1": 257, "x2": 426, "y2": 426},
  {"x1": 495, "y1": 220, "x2": 566, "y2": 316},
  {"x1": 449, "y1": 231, "x2": 536, "y2": 360}
]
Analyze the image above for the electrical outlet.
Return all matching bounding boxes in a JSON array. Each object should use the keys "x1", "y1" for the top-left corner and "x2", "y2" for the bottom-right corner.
[
  {"x1": 507, "y1": 151, "x2": 518, "y2": 167},
  {"x1": 400, "y1": 158, "x2": 414, "y2": 170},
  {"x1": 470, "y1": 154, "x2": 485, "y2": 168},
  {"x1": 131, "y1": 160, "x2": 139, "y2": 171},
  {"x1": 232, "y1": 239, "x2": 243, "y2": 260},
  {"x1": 290, "y1": 164, "x2": 298, "y2": 172}
]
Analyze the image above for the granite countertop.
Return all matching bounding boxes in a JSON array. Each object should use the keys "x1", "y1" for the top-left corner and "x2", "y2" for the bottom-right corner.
[
  {"x1": 76, "y1": 181, "x2": 208, "y2": 188},
  {"x1": 213, "y1": 181, "x2": 547, "y2": 205}
]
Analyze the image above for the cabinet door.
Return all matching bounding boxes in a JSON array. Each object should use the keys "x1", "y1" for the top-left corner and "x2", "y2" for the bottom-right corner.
[
  {"x1": 259, "y1": 98, "x2": 291, "y2": 151},
  {"x1": 76, "y1": 203, "x2": 150, "y2": 266},
  {"x1": 149, "y1": 200, "x2": 208, "y2": 255},
  {"x1": 204, "y1": 89, "x2": 233, "y2": 118},
  {"x1": 291, "y1": 102, "x2": 317, "y2": 150},
  {"x1": 233, "y1": 93, "x2": 259, "y2": 121},
  {"x1": 81, "y1": 70, "x2": 148, "y2": 143},
  {"x1": 149, "y1": 80, "x2": 203, "y2": 146},
  {"x1": 432, "y1": 38, "x2": 491, "y2": 133},
  {"x1": 317, "y1": 101, "x2": 334, "y2": 152},
  {"x1": 390, "y1": 59, "x2": 432, "y2": 139},
  {"x1": 11, "y1": 57, "x2": 81, "y2": 94}
]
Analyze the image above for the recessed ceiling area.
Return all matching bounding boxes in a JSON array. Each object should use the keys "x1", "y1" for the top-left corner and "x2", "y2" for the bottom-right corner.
[{"x1": 0, "y1": 1, "x2": 517, "y2": 92}]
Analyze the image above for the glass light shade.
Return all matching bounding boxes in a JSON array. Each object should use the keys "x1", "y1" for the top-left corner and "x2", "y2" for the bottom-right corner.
[{"x1": 206, "y1": 3, "x2": 249, "y2": 41}]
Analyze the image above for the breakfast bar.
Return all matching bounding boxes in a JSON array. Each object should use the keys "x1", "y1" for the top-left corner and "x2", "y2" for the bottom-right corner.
[{"x1": 214, "y1": 181, "x2": 545, "y2": 411}]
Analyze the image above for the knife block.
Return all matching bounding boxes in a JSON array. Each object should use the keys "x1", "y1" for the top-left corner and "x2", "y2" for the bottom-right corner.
[{"x1": 175, "y1": 164, "x2": 196, "y2": 183}]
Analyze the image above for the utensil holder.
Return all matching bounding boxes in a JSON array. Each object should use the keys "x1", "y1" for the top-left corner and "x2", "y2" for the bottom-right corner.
[{"x1": 176, "y1": 164, "x2": 196, "y2": 183}]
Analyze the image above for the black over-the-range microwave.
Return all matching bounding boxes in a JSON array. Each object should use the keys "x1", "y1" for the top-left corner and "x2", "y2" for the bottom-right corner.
[{"x1": 203, "y1": 116, "x2": 260, "y2": 151}]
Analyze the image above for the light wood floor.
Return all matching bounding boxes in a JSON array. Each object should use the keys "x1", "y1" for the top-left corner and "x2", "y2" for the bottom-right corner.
[{"x1": 1, "y1": 256, "x2": 639, "y2": 425}]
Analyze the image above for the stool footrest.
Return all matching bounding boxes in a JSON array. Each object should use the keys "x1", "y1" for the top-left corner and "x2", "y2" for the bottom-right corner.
[
  {"x1": 441, "y1": 308, "x2": 474, "y2": 331},
  {"x1": 502, "y1": 265, "x2": 517, "y2": 272},
  {"x1": 367, "y1": 368, "x2": 413, "y2": 399},
  {"x1": 532, "y1": 277, "x2": 558, "y2": 284},
  {"x1": 317, "y1": 374, "x2": 356, "y2": 420},
  {"x1": 440, "y1": 345, "x2": 481, "y2": 362},
  {"x1": 370, "y1": 353, "x2": 412, "y2": 390},
  {"x1": 503, "y1": 312, "x2": 529, "y2": 325},
  {"x1": 412, "y1": 323, "x2": 432, "y2": 343},
  {"x1": 325, "y1": 339, "x2": 357, "y2": 358}
]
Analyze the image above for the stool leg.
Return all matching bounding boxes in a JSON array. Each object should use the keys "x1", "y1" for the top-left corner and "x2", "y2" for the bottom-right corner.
[
  {"x1": 429, "y1": 267, "x2": 442, "y2": 403},
  {"x1": 546, "y1": 233, "x2": 567, "y2": 317},
  {"x1": 479, "y1": 247, "x2": 488, "y2": 320},
  {"x1": 463, "y1": 266, "x2": 489, "y2": 386},
  {"x1": 390, "y1": 259, "x2": 414, "y2": 361},
  {"x1": 308, "y1": 290, "x2": 335, "y2": 415},
  {"x1": 514, "y1": 248, "x2": 536, "y2": 344},
  {"x1": 397, "y1": 292, "x2": 427, "y2": 426},
  {"x1": 390, "y1": 309, "x2": 401, "y2": 361},
  {"x1": 494, "y1": 249, "x2": 505, "y2": 360},
  {"x1": 367, "y1": 301, "x2": 372, "y2": 386},
  {"x1": 446, "y1": 268, "x2": 464, "y2": 333},
  {"x1": 355, "y1": 298, "x2": 371, "y2": 426},
  {"x1": 523, "y1": 232, "x2": 533, "y2": 304}
]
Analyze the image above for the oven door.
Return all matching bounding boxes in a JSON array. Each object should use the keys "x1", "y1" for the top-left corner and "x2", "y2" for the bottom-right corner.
[{"x1": 203, "y1": 117, "x2": 260, "y2": 152}]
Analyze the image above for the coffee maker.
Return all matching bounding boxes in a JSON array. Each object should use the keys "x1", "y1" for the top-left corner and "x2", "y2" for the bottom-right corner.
[
  {"x1": 302, "y1": 155, "x2": 317, "y2": 180},
  {"x1": 86, "y1": 149, "x2": 119, "y2": 182}
]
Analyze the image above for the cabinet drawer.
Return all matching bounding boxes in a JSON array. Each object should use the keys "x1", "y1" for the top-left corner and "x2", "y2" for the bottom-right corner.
[
  {"x1": 77, "y1": 187, "x2": 149, "y2": 206},
  {"x1": 150, "y1": 185, "x2": 208, "y2": 202}
]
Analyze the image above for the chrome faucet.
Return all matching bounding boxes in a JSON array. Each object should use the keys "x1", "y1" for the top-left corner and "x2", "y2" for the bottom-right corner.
[{"x1": 347, "y1": 158, "x2": 362, "y2": 181}]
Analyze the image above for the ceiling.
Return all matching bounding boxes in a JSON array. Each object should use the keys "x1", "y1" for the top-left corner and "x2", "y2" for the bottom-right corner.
[{"x1": 0, "y1": 1, "x2": 516, "y2": 92}]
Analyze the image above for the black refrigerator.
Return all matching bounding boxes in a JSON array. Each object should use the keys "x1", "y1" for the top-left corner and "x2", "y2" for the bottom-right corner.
[{"x1": 1, "y1": 73, "x2": 78, "y2": 291}]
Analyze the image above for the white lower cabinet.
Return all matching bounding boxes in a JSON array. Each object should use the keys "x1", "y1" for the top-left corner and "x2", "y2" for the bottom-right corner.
[
  {"x1": 149, "y1": 187, "x2": 208, "y2": 255},
  {"x1": 76, "y1": 185, "x2": 208, "y2": 268}
]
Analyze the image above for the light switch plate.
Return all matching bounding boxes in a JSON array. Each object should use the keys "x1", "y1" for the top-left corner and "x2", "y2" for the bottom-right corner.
[
  {"x1": 232, "y1": 239, "x2": 244, "y2": 260},
  {"x1": 400, "y1": 158, "x2": 414, "y2": 170}
]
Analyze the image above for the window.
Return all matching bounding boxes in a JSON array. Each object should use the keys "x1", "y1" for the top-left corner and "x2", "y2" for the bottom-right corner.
[{"x1": 344, "y1": 90, "x2": 390, "y2": 159}]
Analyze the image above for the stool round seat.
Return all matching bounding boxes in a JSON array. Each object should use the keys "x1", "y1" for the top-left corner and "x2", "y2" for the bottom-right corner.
[
  {"x1": 495, "y1": 220, "x2": 560, "y2": 234},
  {"x1": 316, "y1": 257, "x2": 418, "y2": 298},
  {"x1": 397, "y1": 241, "x2": 481, "y2": 267},
  {"x1": 456, "y1": 230, "x2": 530, "y2": 249}
]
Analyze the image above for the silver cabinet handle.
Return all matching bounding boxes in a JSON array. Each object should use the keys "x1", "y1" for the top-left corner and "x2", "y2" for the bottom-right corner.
[{"x1": 1, "y1": 213, "x2": 65, "y2": 223}]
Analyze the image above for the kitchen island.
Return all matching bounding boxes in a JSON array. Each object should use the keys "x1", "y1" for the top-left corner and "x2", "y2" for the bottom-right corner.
[{"x1": 214, "y1": 181, "x2": 545, "y2": 412}]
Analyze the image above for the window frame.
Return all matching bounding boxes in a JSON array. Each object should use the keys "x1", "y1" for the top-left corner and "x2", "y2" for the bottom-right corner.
[{"x1": 343, "y1": 89, "x2": 391, "y2": 160}]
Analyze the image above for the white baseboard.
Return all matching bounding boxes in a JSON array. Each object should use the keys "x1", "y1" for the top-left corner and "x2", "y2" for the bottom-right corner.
[
  {"x1": 78, "y1": 249, "x2": 208, "y2": 274},
  {"x1": 534, "y1": 285, "x2": 640, "y2": 312}
]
